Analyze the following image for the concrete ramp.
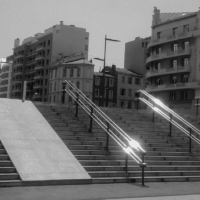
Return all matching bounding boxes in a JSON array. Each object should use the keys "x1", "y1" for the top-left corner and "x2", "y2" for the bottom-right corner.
[{"x1": 0, "y1": 99, "x2": 91, "y2": 182}]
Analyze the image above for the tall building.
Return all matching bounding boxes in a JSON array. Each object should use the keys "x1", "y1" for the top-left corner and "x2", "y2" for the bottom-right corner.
[
  {"x1": 49, "y1": 57, "x2": 94, "y2": 104},
  {"x1": 11, "y1": 21, "x2": 89, "y2": 102},
  {"x1": 146, "y1": 7, "x2": 200, "y2": 108},
  {"x1": 0, "y1": 56, "x2": 13, "y2": 98}
]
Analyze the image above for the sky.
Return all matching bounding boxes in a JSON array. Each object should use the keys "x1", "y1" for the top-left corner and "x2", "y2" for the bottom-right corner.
[{"x1": 0, "y1": 0, "x2": 199, "y2": 72}]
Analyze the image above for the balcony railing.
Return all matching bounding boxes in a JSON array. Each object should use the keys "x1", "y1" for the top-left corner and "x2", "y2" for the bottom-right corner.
[
  {"x1": 14, "y1": 63, "x2": 23, "y2": 68},
  {"x1": 34, "y1": 65, "x2": 44, "y2": 70},
  {"x1": 146, "y1": 65, "x2": 190, "y2": 79},
  {"x1": 13, "y1": 71, "x2": 23, "y2": 76},
  {"x1": 26, "y1": 60, "x2": 36, "y2": 66},
  {"x1": 35, "y1": 55, "x2": 44, "y2": 61},
  {"x1": 35, "y1": 45, "x2": 45, "y2": 52},
  {"x1": 14, "y1": 54, "x2": 24, "y2": 59},
  {"x1": 146, "y1": 48, "x2": 191, "y2": 64},
  {"x1": 33, "y1": 84, "x2": 43, "y2": 89},
  {"x1": 34, "y1": 74, "x2": 43, "y2": 80}
]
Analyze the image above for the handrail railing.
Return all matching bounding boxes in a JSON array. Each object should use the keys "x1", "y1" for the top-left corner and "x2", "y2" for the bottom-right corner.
[
  {"x1": 62, "y1": 80, "x2": 147, "y2": 185},
  {"x1": 136, "y1": 90, "x2": 200, "y2": 152}
]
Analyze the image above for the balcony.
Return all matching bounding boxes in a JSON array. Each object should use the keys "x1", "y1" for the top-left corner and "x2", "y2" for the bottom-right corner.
[
  {"x1": 33, "y1": 84, "x2": 43, "y2": 89},
  {"x1": 12, "y1": 88, "x2": 22, "y2": 93},
  {"x1": 14, "y1": 62, "x2": 23, "y2": 68},
  {"x1": 34, "y1": 74, "x2": 43, "y2": 80},
  {"x1": 15, "y1": 54, "x2": 24, "y2": 59},
  {"x1": 26, "y1": 52, "x2": 37, "y2": 57},
  {"x1": 35, "y1": 45, "x2": 45, "y2": 52},
  {"x1": 146, "y1": 65, "x2": 190, "y2": 79},
  {"x1": 145, "y1": 82, "x2": 199, "y2": 92},
  {"x1": 146, "y1": 48, "x2": 191, "y2": 65},
  {"x1": 34, "y1": 65, "x2": 44, "y2": 70},
  {"x1": 147, "y1": 31, "x2": 193, "y2": 50},
  {"x1": 35, "y1": 55, "x2": 44, "y2": 61},
  {"x1": 12, "y1": 79, "x2": 22, "y2": 84},
  {"x1": 13, "y1": 71, "x2": 23, "y2": 76},
  {"x1": 25, "y1": 69, "x2": 35, "y2": 74},
  {"x1": 27, "y1": 79, "x2": 35, "y2": 83},
  {"x1": 26, "y1": 60, "x2": 36, "y2": 66}
]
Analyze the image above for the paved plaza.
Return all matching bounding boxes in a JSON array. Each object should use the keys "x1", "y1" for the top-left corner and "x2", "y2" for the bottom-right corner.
[{"x1": 1, "y1": 182, "x2": 200, "y2": 200}]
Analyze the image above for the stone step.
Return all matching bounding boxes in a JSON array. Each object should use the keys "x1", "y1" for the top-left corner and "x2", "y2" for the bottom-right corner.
[
  {"x1": 0, "y1": 167, "x2": 16, "y2": 173},
  {"x1": 0, "y1": 161, "x2": 13, "y2": 167},
  {"x1": 0, "y1": 173, "x2": 19, "y2": 180}
]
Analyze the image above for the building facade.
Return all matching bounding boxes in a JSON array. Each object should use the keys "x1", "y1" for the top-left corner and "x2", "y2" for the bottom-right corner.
[
  {"x1": 146, "y1": 7, "x2": 200, "y2": 108},
  {"x1": 49, "y1": 58, "x2": 94, "y2": 104},
  {"x1": 93, "y1": 72, "x2": 117, "y2": 107},
  {"x1": 101, "y1": 65, "x2": 143, "y2": 108},
  {"x1": 11, "y1": 21, "x2": 89, "y2": 102},
  {"x1": 0, "y1": 56, "x2": 13, "y2": 98}
]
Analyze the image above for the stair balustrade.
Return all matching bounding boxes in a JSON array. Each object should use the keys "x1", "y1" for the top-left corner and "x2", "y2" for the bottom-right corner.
[{"x1": 62, "y1": 80, "x2": 147, "y2": 186}]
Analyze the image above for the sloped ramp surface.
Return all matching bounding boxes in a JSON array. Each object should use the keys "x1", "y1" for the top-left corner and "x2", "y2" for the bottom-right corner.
[{"x1": 0, "y1": 99, "x2": 90, "y2": 185}]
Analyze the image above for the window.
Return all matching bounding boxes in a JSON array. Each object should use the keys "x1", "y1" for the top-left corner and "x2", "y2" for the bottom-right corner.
[
  {"x1": 128, "y1": 101, "x2": 132, "y2": 109},
  {"x1": 109, "y1": 90, "x2": 113, "y2": 99},
  {"x1": 95, "y1": 89, "x2": 99, "y2": 97},
  {"x1": 48, "y1": 40, "x2": 50, "y2": 46},
  {"x1": 121, "y1": 101, "x2": 124, "y2": 107},
  {"x1": 135, "y1": 78, "x2": 140, "y2": 85},
  {"x1": 183, "y1": 41, "x2": 189, "y2": 50},
  {"x1": 172, "y1": 60, "x2": 177, "y2": 68},
  {"x1": 181, "y1": 75, "x2": 188, "y2": 83},
  {"x1": 109, "y1": 79, "x2": 114, "y2": 87},
  {"x1": 172, "y1": 27, "x2": 177, "y2": 35},
  {"x1": 170, "y1": 92, "x2": 176, "y2": 101},
  {"x1": 181, "y1": 91, "x2": 187, "y2": 100},
  {"x1": 128, "y1": 77, "x2": 132, "y2": 84},
  {"x1": 183, "y1": 25, "x2": 189, "y2": 33},
  {"x1": 46, "y1": 69, "x2": 48, "y2": 75},
  {"x1": 85, "y1": 45, "x2": 88, "y2": 51},
  {"x1": 49, "y1": 95, "x2": 51, "y2": 102},
  {"x1": 54, "y1": 82, "x2": 56, "y2": 91},
  {"x1": 53, "y1": 95, "x2": 56, "y2": 103},
  {"x1": 95, "y1": 77, "x2": 100, "y2": 85},
  {"x1": 170, "y1": 76, "x2": 177, "y2": 84},
  {"x1": 47, "y1": 49, "x2": 50, "y2": 56},
  {"x1": 104, "y1": 78, "x2": 107, "y2": 86},
  {"x1": 121, "y1": 88, "x2": 126, "y2": 96},
  {"x1": 46, "y1": 59, "x2": 49, "y2": 65},
  {"x1": 77, "y1": 68, "x2": 81, "y2": 76},
  {"x1": 128, "y1": 89, "x2": 132, "y2": 96},
  {"x1": 157, "y1": 32, "x2": 161, "y2": 39},
  {"x1": 155, "y1": 78, "x2": 161, "y2": 86},
  {"x1": 156, "y1": 47, "x2": 161, "y2": 54},
  {"x1": 70, "y1": 68, "x2": 73, "y2": 77},
  {"x1": 63, "y1": 68, "x2": 66, "y2": 77},
  {"x1": 55, "y1": 69, "x2": 57, "y2": 78},
  {"x1": 45, "y1": 79, "x2": 47, "y2": 85},
  {"x1": 50, "y1": 70, "x2": 53, "y2": 79},
  {"x1": 76, "y1": 81, "x2": 80, "y2": 89},
  {"x1": 172, "y1": 44, "x2": 178, "y2": 52},
  {"x1": 122, "y1": 76, "x2": 125, "y2": 83},
  {"x1": 183, "y1": 58, "x2": 189, "y2": 67},
  {"x1": 104, "y1": 90, "x2": 106, "y2": 98}
]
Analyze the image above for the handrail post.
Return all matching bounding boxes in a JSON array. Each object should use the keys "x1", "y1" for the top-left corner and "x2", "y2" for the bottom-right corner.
[
  {"x1": 89, "y1": 106, "x2": 93, "y2": 133},
  {"x1": 75, "y1": 92, "x2": 79, "y2": 117},
  {"x1": 189, "y1": 128, "x2": 192, "y2": 153},
  {"x1": 152, "y1": 102, "x2": 155, "y2": 122},
  {"x1": 169, "y1": 113, "x2": 172, "y2": 137},
  {"x1": 62, "y1": 81, "x2": 67, "y2": 104},
  {"x1": 135, "y1": 90, "x2": 140, "y2": 110},
  {"x1": 140, "y1": 152, "x2": 146, "y2": 186},
  {"x1": 125, "y1": 154, "x2": 128, "y2": 172},
  {"x1": 106, "y1": 122, "x2": 110, "y2": 151}
]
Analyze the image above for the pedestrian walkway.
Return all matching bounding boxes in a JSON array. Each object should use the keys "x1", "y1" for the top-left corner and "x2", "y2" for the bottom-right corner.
[{"x1": 1, "y1": 182, "x2": 200, "y2": 200}]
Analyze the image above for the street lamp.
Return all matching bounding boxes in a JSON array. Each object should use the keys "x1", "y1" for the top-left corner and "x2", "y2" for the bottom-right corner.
[{"x1": 94, "y1": 35, "x2": 120, "y2": 107}]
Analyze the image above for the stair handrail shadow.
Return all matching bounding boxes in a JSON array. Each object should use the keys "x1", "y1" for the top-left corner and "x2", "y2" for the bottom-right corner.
[
  {"x1": 137, "y1": 90, "x2": 200, "y2": 152},
  {"x1": 63, "y1": 80, "x2": 147, "y2": 186}
]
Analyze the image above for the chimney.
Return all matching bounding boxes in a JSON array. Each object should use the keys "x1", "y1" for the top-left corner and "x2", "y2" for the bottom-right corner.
[
  {"x1": 112, "y1": 64, "x2": 116, "y2": 71},
  {"x1": 60, "y1": 21, "x2": 64, "y2": 25},
  {"x1": 152, "y1": 7, "x2": 161, "y2": 26},
  {"x1": 14, "y1": 38, "x2": 20, "y2": 48}
]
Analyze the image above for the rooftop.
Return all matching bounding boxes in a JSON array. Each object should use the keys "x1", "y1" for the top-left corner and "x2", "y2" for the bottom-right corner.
[
  {"x1": 116, "y1": 68, "x2": 142, "y2": 76},
  {"x1": 94, "y1": 72, "x2": 115, "y2": 78}
]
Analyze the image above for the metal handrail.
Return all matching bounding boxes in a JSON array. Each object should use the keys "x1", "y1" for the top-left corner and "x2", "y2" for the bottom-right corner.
[
  {"x1": 63, "y1": 80, "x2": 146, "y2": 185},
  {"x1": 137, "y1": 90, "x2": 200, "y2": 147}
]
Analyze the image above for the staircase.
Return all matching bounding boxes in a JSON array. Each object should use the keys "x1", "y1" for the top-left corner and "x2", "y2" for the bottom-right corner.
[
  {"x1": 0, "y1": 141, "x2": 21, "y2": 187},
  {"x1": 35, "y1": 103, "x2": 200, "y2": 183}
]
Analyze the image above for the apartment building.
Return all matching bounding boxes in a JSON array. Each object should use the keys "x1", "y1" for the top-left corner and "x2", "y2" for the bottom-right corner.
[
  {"x1": 12, "y1": 21, "x2": 89, "y2": 102},
  {"x1": 146, "y1": 7, "x2": 200, "y2": 108},
  {"x1": 93, "y1": 72, "x2": 117, "y2": 107},
  {"x1": 49, "y1": 57, "x2": 94, "y2": 104},
  {"x1": 124, "y1": 37, "x2": 151, "y2": 88},
  {"x1": 0, "y1": 56, "x2": 13, "y2": 98}
]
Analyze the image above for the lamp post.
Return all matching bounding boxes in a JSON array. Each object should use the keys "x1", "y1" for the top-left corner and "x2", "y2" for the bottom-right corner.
[{"x1": 94, "y1": 35, "x2": 120, "y2": 107}]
